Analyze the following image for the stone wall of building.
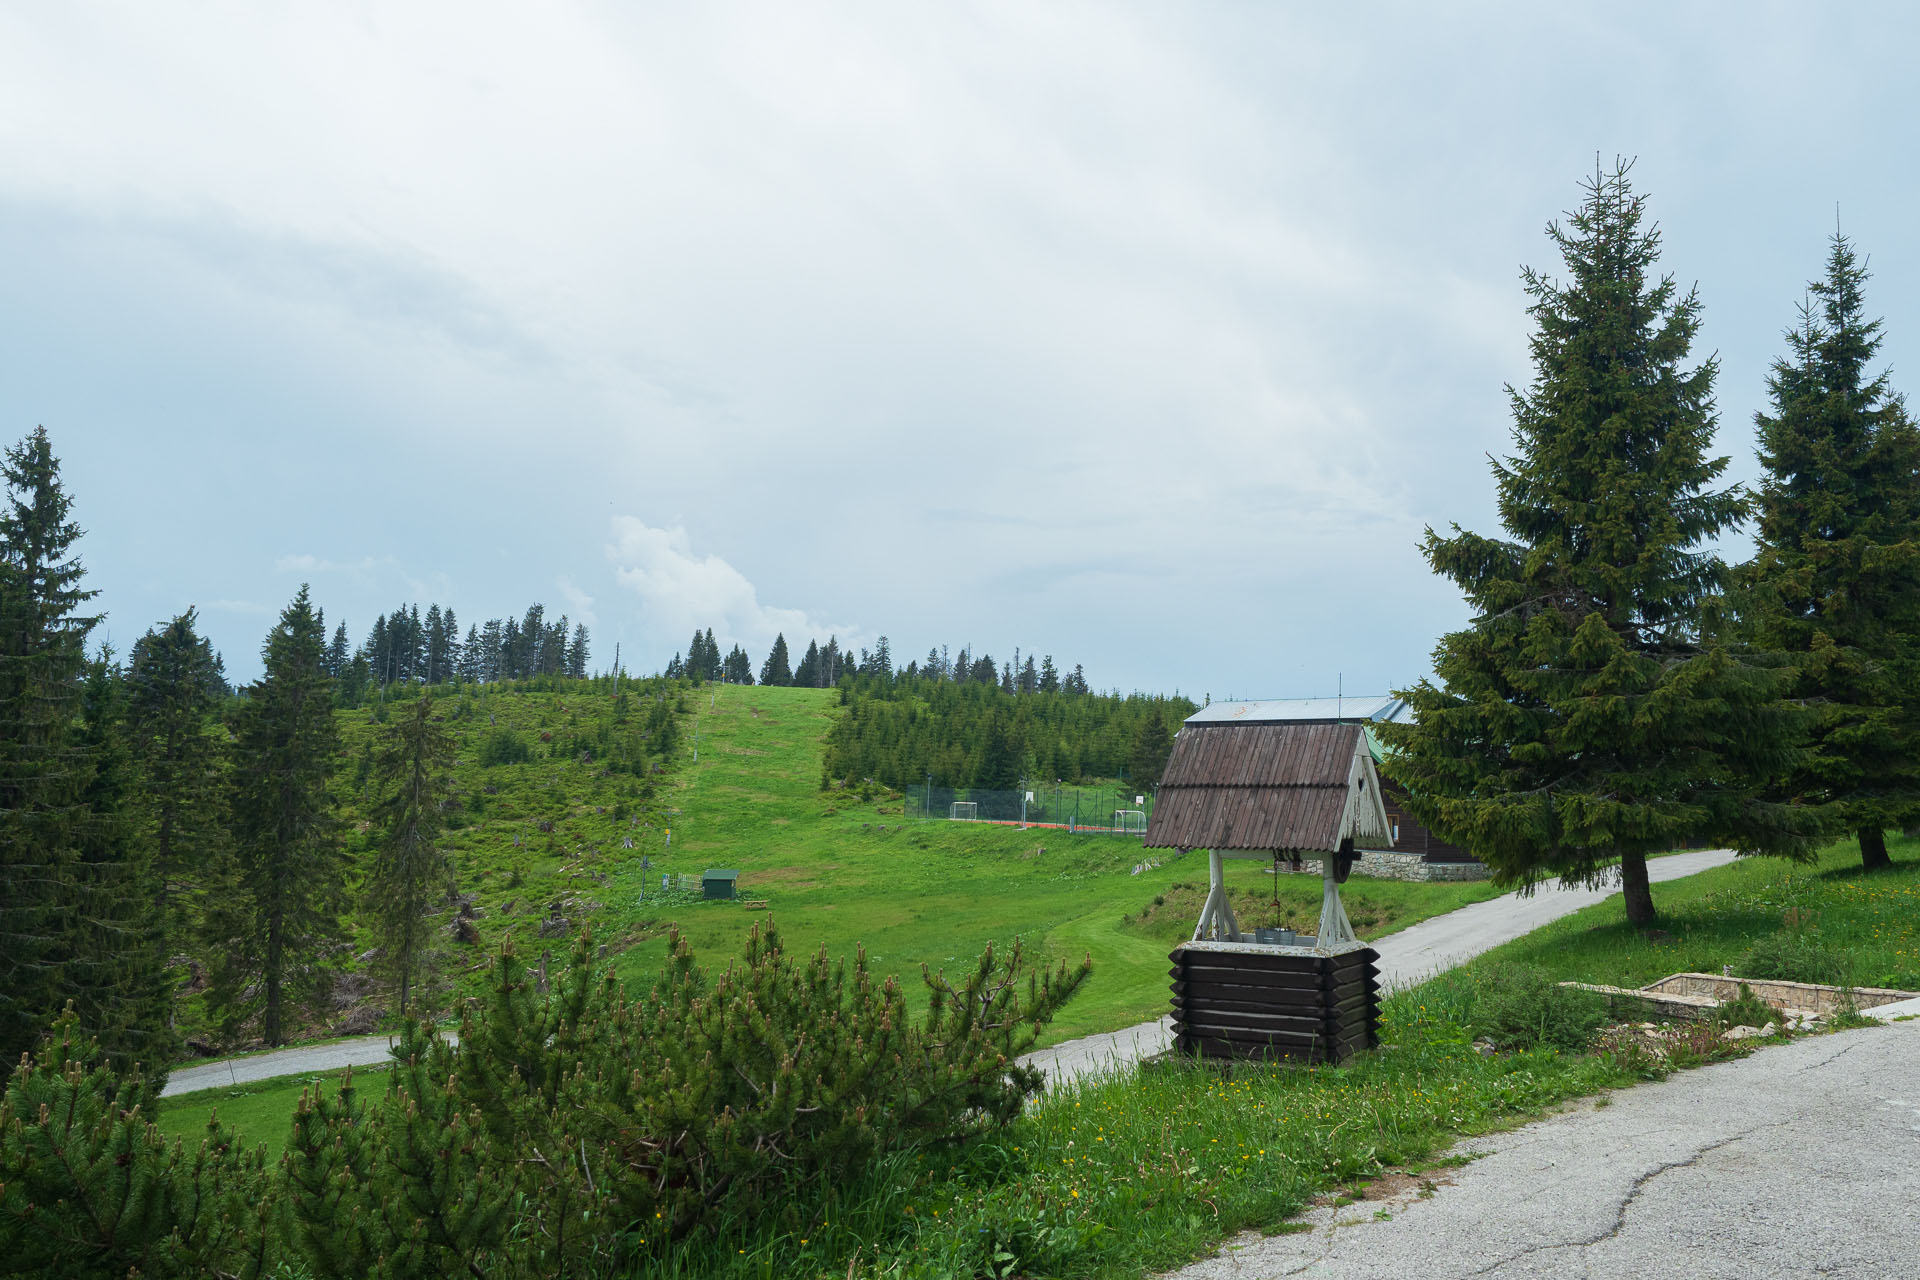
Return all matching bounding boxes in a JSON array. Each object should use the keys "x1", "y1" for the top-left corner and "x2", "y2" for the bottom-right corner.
[{"x1": 1354, "y1": 850, "x2": 1489, "y2": 883}]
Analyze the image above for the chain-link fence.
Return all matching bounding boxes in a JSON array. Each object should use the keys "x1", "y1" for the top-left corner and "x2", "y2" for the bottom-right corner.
[{"x1": 905, "y1": 783, "x2": 1156, "y2": 833}]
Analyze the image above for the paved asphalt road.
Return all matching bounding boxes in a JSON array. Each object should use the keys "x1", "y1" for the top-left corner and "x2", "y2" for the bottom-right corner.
[
  {"x1": 1025, "y1": 848, "x2": 1741, "y2": 1087},
  {"x1": 1166, "y1": 1014, "x2": 1920, "y2": 1279},
  {"x1": 164, "y1": 850, "x2": 1739, "y2": 1098}
]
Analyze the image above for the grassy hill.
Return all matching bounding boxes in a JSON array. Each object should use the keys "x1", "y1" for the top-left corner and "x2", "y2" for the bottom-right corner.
[
  {"x1": 161, "y1": 678, "x2": 1507, "y2": 1155},
  {"x1": 185, "y1": 679, "x2": 1503, "y2": 1052}
]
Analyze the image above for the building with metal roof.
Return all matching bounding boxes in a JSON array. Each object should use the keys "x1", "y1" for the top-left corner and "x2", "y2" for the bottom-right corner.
[
  {"x1": 1183, "y1": 695, "x2": 1413, "y2": 727},
  {"x1": 1179, "y1": 696, "x2": 1477, "y2": 871}
]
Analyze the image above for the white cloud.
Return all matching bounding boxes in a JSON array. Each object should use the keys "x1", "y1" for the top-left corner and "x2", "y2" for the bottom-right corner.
[
  {"x1": 605, "y1": 517, "x2": 858, "y2": 658},
  {"x1": 274, "y1": 553, "x2": 374, "y2": 574}
]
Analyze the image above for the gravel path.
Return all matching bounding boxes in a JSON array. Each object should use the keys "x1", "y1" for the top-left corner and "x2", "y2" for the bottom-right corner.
[
  {"x1": 163, "y1": 1032, "x2": 456, "y2": 1097},
  {"x1": 164, "y1": 850, "x2": 1739, "y2": 1099},
  {"x1": 1165, "y1": 1015, "x2": 1920, "y2": 1279}
]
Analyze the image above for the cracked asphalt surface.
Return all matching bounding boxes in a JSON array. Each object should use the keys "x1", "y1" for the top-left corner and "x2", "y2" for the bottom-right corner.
[{"x1": 1162, "y1": 1018, "x2": 1920, "y2": 1279}]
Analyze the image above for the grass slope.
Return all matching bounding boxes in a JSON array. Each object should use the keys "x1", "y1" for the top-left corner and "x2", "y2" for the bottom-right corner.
[{"x1": 596, "y1": 683, "x2": 1502, "y2": 1044}]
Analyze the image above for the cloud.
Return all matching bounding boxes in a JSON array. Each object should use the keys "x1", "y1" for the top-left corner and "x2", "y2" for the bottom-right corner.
[
  {"x1": 274, "y1": 553, "x2": 375, "y2": 574},
  {"x1": 605, "y1": 517, "x2": 858, "y2": 657}
]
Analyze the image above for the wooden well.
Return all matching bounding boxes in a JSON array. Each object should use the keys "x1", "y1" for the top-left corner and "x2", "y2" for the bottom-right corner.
[
  {"x1": 1170, "y1": 939, "x2": 1380, "y2": 1063},
  {"x1": 1144, "y1": 719, "x2": 1392, "y2": 1066}
]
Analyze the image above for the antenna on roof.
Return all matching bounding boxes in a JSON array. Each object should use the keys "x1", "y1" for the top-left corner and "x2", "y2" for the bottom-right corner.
[{"x1": 1338, "y1": 673, "x2": 1342, "y2": 723}]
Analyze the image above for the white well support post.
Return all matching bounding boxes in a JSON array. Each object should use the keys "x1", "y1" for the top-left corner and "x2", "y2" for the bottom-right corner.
[
  {"x1": 1192, "y1": 848, "x2": 1243, "y2": 942},
  {"x1": 1317, "y1": 855, "x2": 1356, "y2": 946}
]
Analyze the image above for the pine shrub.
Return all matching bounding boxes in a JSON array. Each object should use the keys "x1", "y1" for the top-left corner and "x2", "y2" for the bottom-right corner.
[
  {"x1": 0, "y1": 1010, "x2": 275, "y2": 1279},
  {"x1": 1714, "y1": 982, "x2": 1778, "y2": 1031},
  {"x1": 282, "y1": 922, "x2": 1090, "y2": 1277},
  {"x1": 477, "y1": 726, "x2": 532, "y2": 767},
  {"x1": 1469, "y1": 963, "x2": 1608, "y2": 1054}
]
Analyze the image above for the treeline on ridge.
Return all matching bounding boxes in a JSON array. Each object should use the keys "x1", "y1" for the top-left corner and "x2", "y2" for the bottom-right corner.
[
  {"x1": 661, "y1": 628, "x2": 1180, "y2": 790},
  {"x1": 823, "y1": 674, "x2": 1193, "y2": 790},
  {"x1": 336, "y1": 600, "x2": 593, "y2": 701}
]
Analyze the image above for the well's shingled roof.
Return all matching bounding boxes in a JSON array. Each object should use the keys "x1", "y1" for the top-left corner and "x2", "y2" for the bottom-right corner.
[{"x1": 1145, "y1": 721, "x2": 1372, "y2": 852}]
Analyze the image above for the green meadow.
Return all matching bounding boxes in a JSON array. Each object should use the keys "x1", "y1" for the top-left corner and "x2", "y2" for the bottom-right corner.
[
  {"x1": 591, "y1": 683, "x2": 1502, "y2": 1044},
  {"x1": 1468, "y1": 834, "x2": 1920, "y2": 992}
]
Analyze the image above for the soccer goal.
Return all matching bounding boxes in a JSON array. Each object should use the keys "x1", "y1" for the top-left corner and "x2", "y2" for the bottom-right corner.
[
  {"x1": 949, "y1": 801, "x2": 979, "y2": 821},
  {"x1": 1111, "y1": 808, "x2": 1147, "y2": 834}
]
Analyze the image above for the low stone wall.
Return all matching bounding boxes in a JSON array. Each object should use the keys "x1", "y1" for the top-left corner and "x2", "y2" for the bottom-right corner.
[
  {"x1": 1644, "y1": 972, "x2": 1919, "y2": 1016},
  {"x1": 1354, "y1": 851, "x2": 1489, "y2": 883},
  {"x1": 1566, "y1": 972, "x2": 1920, "y2": 1022}
]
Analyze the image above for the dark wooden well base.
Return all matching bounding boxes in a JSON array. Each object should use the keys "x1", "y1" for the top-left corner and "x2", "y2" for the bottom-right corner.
[{"x1": 1170, "y1": 941, "x2": 1380, "y2": 1064}]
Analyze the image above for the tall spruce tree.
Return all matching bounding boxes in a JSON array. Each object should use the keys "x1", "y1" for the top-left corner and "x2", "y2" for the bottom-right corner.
[
  {"x1": 1746, "y1": 234, "x2": 1920, "y2": 873},
  {"x1": 1380, "y1": 163, "x2": 1821, "y2": 926},
  {"x1": 217, "y1": 586, "x2": 345, "y2": 1044},
  {"x1": 760, "y1": 632, "x2": 792, "y2": 686},
  {"x1": 366, "y1": 693, "x2": 457, "y2": 1017},
  {"x1": 0, "y1": 428, "x2": 101, "y2": 1062},
  {"x1": 324, "y1": 622, "x2": 350, "y2": 678},
  {"x1": 793, "y1": 638, "x2": 820, "y2": 688},
  {"x1": 126, "y1": 608, "x2": 228, "y2": 968},
  {"x1": 71, "y1": 651, "x2": 175, "y2": 1078},
  {"x1": 567, "y1": 622, "x2": 590, "y2": 678},
  {"x1": 0, "y1": 428, "x2": 168, "y2": 1074}
]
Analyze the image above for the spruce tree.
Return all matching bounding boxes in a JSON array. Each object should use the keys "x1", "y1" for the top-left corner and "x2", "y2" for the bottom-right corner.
[
  {"x1": 793, "y1": 639, "x2": 820, "y2": 688},
  {"x1": 126, "y1": 609, "x2": 228, "y2": 1004},
  {"x1": 423, "y1": 603, "x2": 446, "y2": 683},
  {"x1": 217, "y1": 586, "x2": 345, "y2": 1044},
  {"x1": 1129, "y1": 713, "x2": 1173, "y2": 791},
  {"x1": 441, "y1": 607, "x2": 460, "y2": 682},
  {"x1": 1746, "y1": 234, "x2": 1920, "y2": 872},
  {"x1": 760, "y1": 632, "x2": 792, "y2": 686},
  {"x1": 1380, "y1": 163, "x2": 1820, "y2": 926},
  {"x1": 324, "y1": 622, "x2": 350, "y2": 678},
  {"x1": 365, "y1": 613, "x2": 389, "y2": 687},
  {"x1": 974, "y1": 713, "x2": 1024, "y2": 790},
  {"x1": 0, "y1": 427, "x2": 107, "y2": 1064},
  {"x1": 462, "y1": 623, "x2": 483, "y2": 683},
  {"x1": 70, "y1": 652, "x2": 175, "y2": 1079},
  {"x1": 366, "y1": 693, "x2": 456, "y2": 1017},
  {"x1": 567, "y1": 622, "x2": 589, "y2": 678},
  {"x1": 540, "y1": 613, "x2": 568, "y2": 676}
]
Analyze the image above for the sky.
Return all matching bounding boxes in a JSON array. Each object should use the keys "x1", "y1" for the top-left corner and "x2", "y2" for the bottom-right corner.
[{"x1": 5, "y1": 3, "x2": 1917, "y2": 699}]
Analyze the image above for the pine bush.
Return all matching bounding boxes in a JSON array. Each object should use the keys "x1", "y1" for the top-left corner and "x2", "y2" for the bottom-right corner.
[
  {"x1": 282, "y1": 922, "x2": 1089, "y2": 1276},
  {"x1": 1470, "y1": 963, "x2": 1608, "y2": 1054},
  {"x1": 0, "y1": 1009, "x2": 274, "y2": 1279}
]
